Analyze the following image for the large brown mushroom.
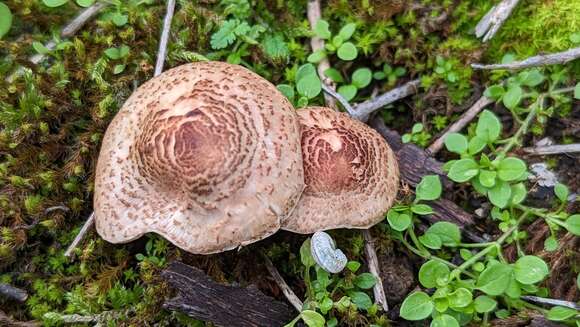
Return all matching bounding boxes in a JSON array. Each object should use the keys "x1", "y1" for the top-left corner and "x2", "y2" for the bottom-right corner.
[
  {"x1": 282, "y1": 106, "x2": 399, "y2": 234},
  {"x1": 94, "y1": 61, "x2": 304, "y2": 254}
]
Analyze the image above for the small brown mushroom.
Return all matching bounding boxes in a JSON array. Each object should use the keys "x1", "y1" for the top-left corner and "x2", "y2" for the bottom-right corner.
[
  {"x1": 94, "y1": 61, "x2": 304, "y2": 254},
  {"x1": 282, "y1": 106, "x2": 399, "y2": 234}
]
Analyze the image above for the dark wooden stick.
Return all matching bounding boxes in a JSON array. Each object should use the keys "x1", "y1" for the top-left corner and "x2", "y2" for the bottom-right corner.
[
  {"x1": 161, "y1": 262, "x2": 295, "y2": 327},
  {"x1": 0, "y1": 310, "x2": 39, "y2": 327},
  {"x1": 0, "y1": 283, "x2": 28, "y2": 302}
]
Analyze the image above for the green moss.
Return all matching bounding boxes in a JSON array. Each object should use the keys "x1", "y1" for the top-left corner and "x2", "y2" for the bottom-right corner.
[{"x1": 486, "y1": 0, "x2": 580, "y2": 61}]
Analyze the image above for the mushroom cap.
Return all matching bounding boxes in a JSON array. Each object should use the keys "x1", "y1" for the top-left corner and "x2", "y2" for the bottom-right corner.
[
  {"x1": 282, "y1": 106, "x2": 399, "y2": 234},
  {"x1": 94, "y1": 61, "x2": 304, "y2": 254}
]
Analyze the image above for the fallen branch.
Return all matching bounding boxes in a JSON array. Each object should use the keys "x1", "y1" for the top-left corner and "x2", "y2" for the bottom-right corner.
[
  {"x1": 475, "y1": 0, "x2": 520, "y2": 42},
  {"x1": 523, "y1": 144, "x2": 580, "y2": 156},
  {"x1": 472, "y1": 47, "x2": 580, "y2": 70},
  {"x1": 353, "y1": 79, "x2": 421, "y2": 122},
  {"x1": 64, "y1": 212, "x2": 94, "y2": 258},
  {"x1": 261, "y1": 253, "x2": 303, "y2": 312},
  {"x1": 0, "y1": 283, "x2": 28, "y2": 302},
  {"x1": 362, "y1": 230, "x2": 389, "y2": 312},
  {"x1": 427, "y1": 96, "x2": 494, "y2": 154},
  {"x1": 0, "y1": 310, "x2": 39, "y2": 327},
  {"x1": 321, "y1": 83, "x2": 355, "y2": 116},
  {"x1": 154, "y1": 0, "x2": 176, "y2": 76},
  {"x1": 306, "y1": 0, "x2": 336, "y2": 108},
  {"x1": 521, "y1": 295, "x2": 580, "y2": 310},
  {"x1": 162, "y1": 261, "x2": 294, "y2": 327}
]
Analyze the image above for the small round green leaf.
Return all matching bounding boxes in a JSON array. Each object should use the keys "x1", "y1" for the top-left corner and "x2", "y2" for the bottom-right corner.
[
  {"x1": 484, "y1": 85, "x2": 505, "y2": 100},
  {"x1": 476, "y1": 110, "x2": 502, "y2": 143},
  {"x1": 474, "y1": 295, "x2": 497, "y2": 313},
  {"x1": 565, "y1": 214, "x2": 580, "y2": 236},
  {"x1": 400, "y1": 291, "x2": 434, "y2": 321},
  {"x1": 276, "y1": 84, "x2": 295, "y2": 102},
  {"x1": 297, "y1": 75, "x2": 322, "y2": 99},
  {"x1": 497, "y1": 157, "x2": 527, "y2": 182},
  {"x1": 546, "y1": 306, "x2": 577, "y2": 321},
  {"x1": 510, "y1": 183, "x2": 527, "y2": 205},
  {"x1": 314, "y1": 19, "x2": 331, "y2": 39},
  {"x1": 411, "y1": 204, "x2": 433, "y2": 216},
  {"x1": 476, "y1": 263, "x2": 513, "y2": 296},
  {"x1": 352, "y1": 68, "x2": 372, "y2": 88},
  {"x1": 307, "y1": 49, "x2": 326, "y2": 64},
  {"x1": 338, "y1": 23, "x2": 356, "y2": 40},
  {"x1": 349, "y1": 291, "x2": 373, "y2": 310},
  {"x1": 354, "y1": 273, "x2": 376, "y2": 289},
  {"x1": 323, "y1": 68, "x2": 344, "y2": 83},
  {"x1": 444, "y1": 133, "x2": 468, "y2": 154},
  {"x1": 416, "y1": 175, "x2": 442, "y2": 201},
  {"x1": 337, "y1": 42, "x2": 357, "y2": 61},
  {"x1": 43, "y1": 0, "x2": 69, "y2": 7},
  {"x1": 387, "y1": 210, "x2": 411, "y2": 232},
  {"x1": 488, "y1": 180, "x2": 511, "y2": 209},
  {"x1": 448, "y1": 288, "x2": 473, "y2": 309},
  {"x1": 419, "y1": 233, "x2": 442, "y2": 250},
  {"x1": 0, "y1": 2, "x2": 12, "y2": 39},
  {"x1": 425, "y1": 222, "x2": 461, "y2": 247},
  {"x1": 297, "y1": 64, "x2": 317, "y2": 81},
  {"x1": 554, "y1": 183, "x2": 569, "y2": 203},
  {"x1": 337, "y1": 84, "x2": 357, "y2": 101},
  {"x1": 468, "y1": 135, "x2": 487, "y2": 155},
  {"x1": 515, "y1": 256, "x2": 549, "y2": 285},
  {"x1": 543, "y1": 236, "x2": 558, "y2": 252},
  {"x1": 448, "y1": 159, "x2": 479, "y2": 183},
  {"x1": 419, "y1": 260, "x2": 450, "y2": 288},
  {"x1": 301, "y1": 310, "x2": 325, "y2": 327},
  {"x1": 430, "y1": 314, "x2": 459, "y2": 327},
  {"x1": 478, "y1": 170, "x2": 497, "y2": 188},
  {"x1": 76, "y1": 0, "x2": 94, "y2": 7},
  {"x1": 502, "y1": 85, "x2": 523, "y2": 109}
]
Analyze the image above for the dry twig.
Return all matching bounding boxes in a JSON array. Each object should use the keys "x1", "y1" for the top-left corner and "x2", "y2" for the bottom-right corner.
[
  {"x1": 427, "y1": 96, "x2": 494, "y2": 154},
  {"x1": 64, "y1": 212, "x2": 94, "y2": 258},
  {"x1": 261, "y1": 253, "x2": 303, "y2": 312},
  {"x1": 472, "y1": 47, "x2": 580, "y2": 70},
  {"x1": 0, "y1": 310, "x2": 39, "y2": 327},
  {"x1": 353, "y1": 79, "x2": 421, "y2": 122},
  {"x1": 154, "y1": 0, "x2": 176, "y2": 76},
  {"x1": 306, "y1": 0, "x2": 336, "y2": 108},
  {"x1": 521, "y1": 295, "x2": 580, "y2": 310},
  {"x1": 475, "y1": 0, "x2": 520, "y2": 42},
  {"x1": 362, "y1": 230, "x2": 389, "y2": 312},
  {"x1": 522, "y1": 144, "x2": 580, "y2": 156}
]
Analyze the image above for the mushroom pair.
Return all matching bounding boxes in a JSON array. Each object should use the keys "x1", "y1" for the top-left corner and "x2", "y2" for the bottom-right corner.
[{"x1": 94, "y1": 61, "x2": 399, "y2": 254}]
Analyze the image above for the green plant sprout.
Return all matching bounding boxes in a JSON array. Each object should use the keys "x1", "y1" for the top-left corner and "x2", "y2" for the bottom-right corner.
[
  {"x1": 307, "y1": 20, "x2": 359, "y2": 62},
  {"x1": 373, "y1": 63, "x2": 406, "y2": 87},
  {"x1": 322, "y1": 67, "x2": 372, "y2": 101},
  {"x1": 402, "y1": 123, "x2": 432, "y2": 147},
  {"x1": 285, "y1": 239, "x2": 385, "y2": 327},
  {"x1": 277, "y1": 63, "x2": 322, "y2": 107},
  {"x1": 390, "y1": 173, "x2": 578, "y2": 326}
]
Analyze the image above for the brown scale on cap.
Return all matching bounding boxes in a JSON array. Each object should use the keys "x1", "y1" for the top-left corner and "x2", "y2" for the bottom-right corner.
[
  {"x1": 94, "y1": 61, "x2": 304, "y2": 254},
  {"x1": 282, "y1": 106, "x2": 399, "y2": 234}
]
